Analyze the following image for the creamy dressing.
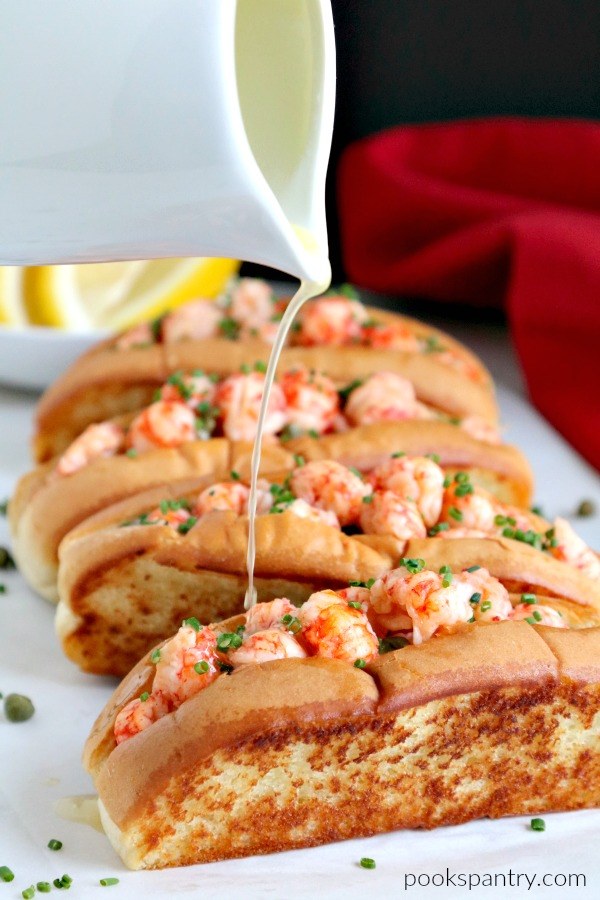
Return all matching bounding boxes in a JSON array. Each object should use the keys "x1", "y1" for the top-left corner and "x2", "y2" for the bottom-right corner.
[
  {"x1": 244, "y1": 227, "x2": 330, "y2": 609},
  {"x1": 54, "y1": 794, "x2": 104, "y2": 833}
]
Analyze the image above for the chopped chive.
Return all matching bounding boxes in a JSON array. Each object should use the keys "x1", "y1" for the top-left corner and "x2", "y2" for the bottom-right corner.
[
  {"x1": 454, "y1": 483, "x2": 474, "y2": 497},
  {"x1": 391, "y1": 451, "x2": 406, "y2": 459},
  {"x1": 0, "y1": 498, "x2": 8, "y2": 516},
  {"x1": 468, "y1": 615, "x2": 476, "y2": 623},
  {"x1": 60, "y1": 875, "x2": 72, "y2": 886},
  {"x1": 348, "y1": 600, "x2": 362, "y2": 610},
  {"x1": 502, "y1": 526, "x2": 515, "y2": 538},
  {"x1": 216, "y1": 632, "x2": 243, "y2": 651},
  {"x1": 100, "y1": 878, "x2": 120, "y2": 887},
  {"x1": 125, "y1": 448, "x2": 138, "y2": 458},
  {"x1": 281, "y1": 614, "x2": 302, "y2": 634},
  {"x1": 443, "y1": 475, "x2": 452, "y2": 488},
  {"x1": 399, "y1": 557, "x2": 425, "y2": 574},
  {"x1": 494, "y1": 514, "x2": 507, "y2": 526},
  {"x1": 0, "y1": 866, "x2": 14, "y2": 882},
  {"x1": 182, "y1": 617, "x2": 201, "y2": 632},
  {"x1": 439, "y1": 565, "x2": 453, "y2": 587},
  {"x1": 454, "y1": 471, "x2": 469, "y2": 483},
  {"x1": 521, "y1": 593, "x2": 537, "y2": 605},
  {"x1": 426, "y1": 453, "x2": 441, "y2": 464},
  {"x1": 354, "y1": 659, "x2": 367, "y2": 669},
  {"x1": 308, "y1": 429, "x2": 319, "y2": 439},
  {"x1": 253, "y1": 360, "x2": 267, "y2": 373},
  {"x1": 448, "y1": 506, "x2": 463, "y2": 522},
  {"x1": 349, "y1": 467, "x2": 364, "y2": 480},
  {"x1": 361, "y1": 494, "x2": 373, "y2": 503},
  {"x1": 194, "y1": 661, "x2": 210, "y2": 675},
  {"x1": 378, "y1": 635, "x2": 409, "y2": 654},
  {"x1": 48, "y1": 839, "x2": 63, "y2": 851},
  {"x1": 219, "y1": 317, "x2": 240, "y2": 340},
  {"x1": 469, "y1": 592, "x2": 482, "y2": 605},
  {"x1": 532, "y1": 610, "x2": 543, "y2": 622},
  {"x1": 349, "y1": 581, "x2": 367, "y2": 588},
  {"x1": 338, "y1": 283, "x2": 360, "y2": 299},
  {"x1": 177, "y1": 516, "x2": 198, "y2": 535},
  {"x1": 230, "y1": 470, "x2": 240, "y2": 481},
  {"x1": 359, "y1": 857, "x2": 376, "y2": 869},
  {"x1": 0, "y1": 585, "x2": 6, "y2": 594},
  {"x1": 293, "y1": 454, "x2": 305, "y2": 467},
  {"x1": 366, "y1": 578, "x2": 376, "y2": 588},
  {"x1": 37, "y1": 884, "x2": 51, "y2": 893},
  {"x1": 530, "y1": 504, "x2": 543, "y2": 516},
  {"x1": 338, "y1": 378, "x2": 363, "y2": 402},
  {"x1": 139, "y1": 692, "x2": 149, "y2": 702},
  {"x1": 480, "y1": 601, "x2": 492, "y2": 612},
  {"x1": 530, "y1": 817, "x2": 545, "y2": 831},
  {"x1": 22, "y1": 887, "x2": 35, "y2": 899},
  {"x1": 465, "y1": 565, "x2": 481, "y2": 572},
  {"x1": 150, "y1": 648, "x2": 161, "y2": 664},
  {"x1": 428, "y1": 522, "x2": 449, "y2": 536},
  {"x1": 525, "y1": 617, "x2": 536, "y2": 625}
]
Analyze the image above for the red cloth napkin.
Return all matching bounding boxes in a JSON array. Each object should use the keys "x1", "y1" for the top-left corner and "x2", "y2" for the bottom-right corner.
[{"x1": 338, "y1": 118, "x2": 600, "y2": 471}]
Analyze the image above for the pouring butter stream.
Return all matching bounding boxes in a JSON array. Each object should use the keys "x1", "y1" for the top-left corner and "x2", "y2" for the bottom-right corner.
[{"x1": 245, "y1": 229, "x2": 331, "y2": 609}]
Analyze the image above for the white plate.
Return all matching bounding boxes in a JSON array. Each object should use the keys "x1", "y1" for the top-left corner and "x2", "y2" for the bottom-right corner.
[
  {"x1": 0, "y1": 331, "x2": 599, "y2": 899},
  {"x1": 0, "y1": 326, "x2": 109, "y2": 391}
]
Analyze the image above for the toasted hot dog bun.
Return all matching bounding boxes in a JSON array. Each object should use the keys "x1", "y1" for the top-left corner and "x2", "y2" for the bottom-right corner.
[
  {"x1": 11, "y1": 421, "x2": 532, "y2": 603},
  {"x1": 56, "y1": 501, "x2": 401, "y2": 676},
  {"x1": 84, "y1": 621, "x2": 600, "y2": 868},
  {"x1": 56, "y1": 471, "x2": 596, "y2": 677},
  {"x1": 33, "y1": 307, "x2": 496, "y2": 462}
]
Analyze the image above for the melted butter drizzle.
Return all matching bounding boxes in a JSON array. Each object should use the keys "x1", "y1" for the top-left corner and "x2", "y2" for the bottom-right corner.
[
  {"x1": 244, "y1": 267, "x2": 330, "y2": 609},
  {"x1": 54, "y1": 794, "x2": 104, "y2": 832}
]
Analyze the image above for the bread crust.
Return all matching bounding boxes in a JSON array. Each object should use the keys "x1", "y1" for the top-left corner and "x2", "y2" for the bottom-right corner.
[
  {"x1": 56, "y1": 475, "x2": 598, "y2": 676},
  {"x1": 33, "y1": 307, "x2": 496, "y2": 461},
  {"x1": 85, "y1": 621, "x2": 600, "y2": 868}
]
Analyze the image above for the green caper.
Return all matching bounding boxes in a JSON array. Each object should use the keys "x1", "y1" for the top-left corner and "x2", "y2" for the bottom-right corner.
[
  {"x1": 0, "y1": 546, "x2": 15, "y2": 570},
  {"x1": 576, "y1": 499, "x2": 596, "y2": 517},
  {"x1": 4, "y1": 693, "x2": 34, "y2": 722}
]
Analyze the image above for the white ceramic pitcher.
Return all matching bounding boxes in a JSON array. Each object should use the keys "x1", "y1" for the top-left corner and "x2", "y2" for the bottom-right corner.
[{"x1": 0, "y1": 0, "x2": 335, "y2": 283}]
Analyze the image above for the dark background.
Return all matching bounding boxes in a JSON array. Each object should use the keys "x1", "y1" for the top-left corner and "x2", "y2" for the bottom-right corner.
[{"x1": 245, "y1": 0, "x2": 600, "y2": 291}]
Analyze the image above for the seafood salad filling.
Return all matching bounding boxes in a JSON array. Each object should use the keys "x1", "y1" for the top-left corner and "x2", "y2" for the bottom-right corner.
[
  {"x1": 54, "y1": 367, "x2": 500, "y2": 478},
  {"x1": 119, "y1": 457, "x2": 599, "y2": 584},
  {"x1": 113, "y1": 278, "x2": 487, "y2": 384},
  {"x1": 114, "y1": 564, "x2": 567, "y2": 745}
]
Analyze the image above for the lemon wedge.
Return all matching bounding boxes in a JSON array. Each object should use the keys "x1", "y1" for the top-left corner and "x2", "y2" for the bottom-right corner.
[
  {"x1": 0, "y1": 267, "x2": 26, "y2": 326},
  {"x1": 21, "y1": 258, "x2": 239, "y2": 332}
]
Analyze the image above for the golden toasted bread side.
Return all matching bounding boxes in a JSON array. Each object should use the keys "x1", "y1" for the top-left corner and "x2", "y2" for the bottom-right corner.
[{"x1": 85, "y1": 622, "x2": 600, "y2": 868}]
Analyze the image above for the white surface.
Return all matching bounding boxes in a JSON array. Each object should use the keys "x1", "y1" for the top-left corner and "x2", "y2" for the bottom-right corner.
[
  {"x1": 0, "y1": 332, "x2": 599, "y2": 899},
  {"x1": 0, "y1": 326, "x2": 108, "y2": 391},
  {"x1": 0, "y1": 0, "x2": 334, "y2": 283}
]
